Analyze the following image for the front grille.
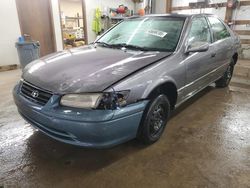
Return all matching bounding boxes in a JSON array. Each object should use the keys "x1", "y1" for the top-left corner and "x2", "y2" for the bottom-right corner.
[{"x1": 20, "y1": 81, "x2": 53, "y2": 105}]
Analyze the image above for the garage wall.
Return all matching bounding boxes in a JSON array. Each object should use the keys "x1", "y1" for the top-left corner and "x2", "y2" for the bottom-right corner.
[
  {"x1": 153, "y1": 0, "x2": 167, "y2": 14},
  {"x1": 232, "y1": 5, "x2": 250, "y2": 59},
  {"x1": 3, "y1": 0, "x2": 249, "y2": 67},
  {"x1": 0, "y1": 0, "x2": 21, "y2": 66},
  {"x1": 173, "y1": 0, "x2": 227, "y2": 7},
  {"x1": 171, "y1": 0, "x2": 227, "y2": 20},
  {"x1": 172, "y1": 7, "x2": 226, "y2": 20},
  {"x1": 85, "y1": 0, "x2": 135, "y2": 43}
]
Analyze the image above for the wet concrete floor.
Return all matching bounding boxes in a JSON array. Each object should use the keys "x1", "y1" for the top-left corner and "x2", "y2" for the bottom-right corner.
[{"x1": 0, "y1": 69, "x2": 250, "y2": 188}]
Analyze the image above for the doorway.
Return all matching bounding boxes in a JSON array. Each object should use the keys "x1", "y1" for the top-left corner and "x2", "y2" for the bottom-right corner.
[
  {"x1": 58, "y1": 0, "x2": 88, "y2": 49},
  {"x1": 16, "y1": 0, "x2": 56, "y2": 56}
]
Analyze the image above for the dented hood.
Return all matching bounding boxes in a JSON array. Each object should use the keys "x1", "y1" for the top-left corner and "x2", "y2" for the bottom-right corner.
[{"x1": 22, "y1": 46, "x2": 172, "y2": 94}]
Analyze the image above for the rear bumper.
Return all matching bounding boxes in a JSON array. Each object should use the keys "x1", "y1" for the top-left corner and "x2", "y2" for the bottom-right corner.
[{"x1": 13, "y1": 84, "x2": 148, "y2": 148}]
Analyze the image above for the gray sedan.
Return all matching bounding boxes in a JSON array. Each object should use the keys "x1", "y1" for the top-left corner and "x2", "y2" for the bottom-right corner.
[{"x1": 13, "y1": 14, "x2": 240, "y2": 148}]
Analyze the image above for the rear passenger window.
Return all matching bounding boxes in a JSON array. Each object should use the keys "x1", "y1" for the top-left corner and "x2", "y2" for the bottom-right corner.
[{"x1": 207, "y1": 17, "x2": 230, "y2": 41}]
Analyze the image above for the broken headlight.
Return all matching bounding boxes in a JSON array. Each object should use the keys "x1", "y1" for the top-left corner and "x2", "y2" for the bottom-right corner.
[{"x1": 97, "y1": 90, "x2": 130, "y2": 110}]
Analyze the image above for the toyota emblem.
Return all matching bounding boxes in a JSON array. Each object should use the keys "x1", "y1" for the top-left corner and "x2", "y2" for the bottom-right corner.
[{"x1": 31, "y1": 90, "x2": 39, "y2": 98}]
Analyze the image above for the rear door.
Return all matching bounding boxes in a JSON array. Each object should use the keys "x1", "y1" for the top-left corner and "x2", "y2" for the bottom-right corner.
[{"x1": 206, "y1": 16, "x2": 233, "y2": 78}]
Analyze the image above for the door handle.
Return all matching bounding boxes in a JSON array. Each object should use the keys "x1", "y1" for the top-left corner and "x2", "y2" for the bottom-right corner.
[{"x1": 211, "y1": 53, "x2": 216, "y2": 58}]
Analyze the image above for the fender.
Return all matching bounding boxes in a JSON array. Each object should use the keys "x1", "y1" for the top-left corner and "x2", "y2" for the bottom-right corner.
[{"x1": 141, "y1": 76, "x2": 178, "y2": 99}]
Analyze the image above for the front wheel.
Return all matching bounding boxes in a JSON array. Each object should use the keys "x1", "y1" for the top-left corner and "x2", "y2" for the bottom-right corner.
[
  {"x1": 215, "y1": 64, "x2": 234, "y2": 88},
  {"x1": 137, "y1": 94, "x2": 170, "y2": 145}
]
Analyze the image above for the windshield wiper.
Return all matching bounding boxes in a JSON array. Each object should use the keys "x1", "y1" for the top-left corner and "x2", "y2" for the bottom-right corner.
[
  {"x1": 95, "y1": 42, "x2": 170, "y2": 52},
  {"x1": 95, "y1": 41, "x2": 112, "y2": 48},
  {"x1": 95, "y1": 42, "x2": 147, "y2": 51},
  {"x1": 110, "y1": 43, "x2": 150, "y2": 51},
  {"x1": 113, "y1": 43, "x2": 172, "y2": 52}
]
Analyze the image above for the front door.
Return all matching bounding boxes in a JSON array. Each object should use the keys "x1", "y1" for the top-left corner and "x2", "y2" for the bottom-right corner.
[
  {"x1": 16, "y1": 0, "x2": 56, "y2": 56},
  {"x1": 183, "y1": 16, "x2": 216, "y2": 98}
]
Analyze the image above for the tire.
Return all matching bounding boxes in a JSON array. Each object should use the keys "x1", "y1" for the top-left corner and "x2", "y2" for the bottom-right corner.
[
  {"x1": 215, "y1": 61, "x2": 234, "y2": 88},
  {"x1": 137, "y1": 94, "x2": 170, "y2": 145}
]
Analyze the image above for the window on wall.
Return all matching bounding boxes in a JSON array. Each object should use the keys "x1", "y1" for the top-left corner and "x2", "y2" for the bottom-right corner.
[
  {"x1": 187, "y1": 17, "x2": 211, "y2": 48},
  {"x1": 207, "y1": 17, "x2": 230, "y2": 41}
]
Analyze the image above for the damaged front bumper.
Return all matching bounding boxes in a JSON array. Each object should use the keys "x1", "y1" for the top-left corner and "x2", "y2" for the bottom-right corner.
[{"x1": 13, "y1": 84, "x2": 148, "y2": 148}]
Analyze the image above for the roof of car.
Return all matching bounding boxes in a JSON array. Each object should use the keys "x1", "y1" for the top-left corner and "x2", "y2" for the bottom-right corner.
[{"x1": 129, "y1": 13, "x2": 215, "y2": 19}]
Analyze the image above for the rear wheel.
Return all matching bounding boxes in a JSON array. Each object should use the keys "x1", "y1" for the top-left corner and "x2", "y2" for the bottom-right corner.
[
  {"x1": 137, "y1": 94, "x2": 170, "y2": 145},
  {"x1": 215, "y1": 61, "x2": 234, "y2": 88}
]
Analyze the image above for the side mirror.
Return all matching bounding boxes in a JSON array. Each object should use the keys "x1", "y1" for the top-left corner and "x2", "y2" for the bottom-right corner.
[{"x1": 185, "y1": 42, "x2": 209, "y2": 54}]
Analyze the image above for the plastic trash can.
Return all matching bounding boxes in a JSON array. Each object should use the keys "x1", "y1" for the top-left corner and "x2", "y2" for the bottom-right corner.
[{"x1": 15, "y1": 41, "x2": 40, "y2": 69}]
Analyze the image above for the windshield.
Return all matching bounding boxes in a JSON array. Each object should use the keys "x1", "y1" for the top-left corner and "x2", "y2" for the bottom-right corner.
[{"x1": 97, "y1": 17, "x2": 185, "y2": 52}]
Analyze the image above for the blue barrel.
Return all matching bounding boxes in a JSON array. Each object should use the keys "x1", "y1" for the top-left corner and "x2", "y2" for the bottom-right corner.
[{"x1": 15, "y1": 41, "x2": 40, "y2": 69}]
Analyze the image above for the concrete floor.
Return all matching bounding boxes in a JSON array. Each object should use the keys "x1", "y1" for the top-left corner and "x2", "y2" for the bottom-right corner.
[{"x1": 0, "y1": 69, "x2": 250, "y2": 188}]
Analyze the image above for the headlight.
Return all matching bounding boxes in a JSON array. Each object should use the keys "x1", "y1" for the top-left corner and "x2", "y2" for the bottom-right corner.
[
  {"x1": 60, "y1": 93, "x2": 103, "y2": 109},
  {"x1": 60, "y1": 90, "x2": 130, "y2": 110}
]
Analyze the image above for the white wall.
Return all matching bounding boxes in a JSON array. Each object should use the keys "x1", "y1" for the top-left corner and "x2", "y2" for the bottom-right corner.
[
  {"x1": 85, "y1": 0, "x2": 135, "y2": 43},
  {"x1": 51, "y1": 0, "x2": 64, "y2": 51},
  {"x1": 60, "y1": 0, "x2": 83, "y2": 17},
  {"x1": 0, "y1": 0, "x2": 21, "y2": 66},
  {"x1": 154, "y1": 0, "x2": 166, "y2": 14}
]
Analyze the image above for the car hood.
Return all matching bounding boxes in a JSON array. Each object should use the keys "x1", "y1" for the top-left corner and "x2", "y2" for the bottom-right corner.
[{"x1": 22, "y1": 46, "x2": 172, "y2": 94}]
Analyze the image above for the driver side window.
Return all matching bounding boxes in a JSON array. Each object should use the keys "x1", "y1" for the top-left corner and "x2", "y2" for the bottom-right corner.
[{"x1": 188, "y1": 17, "x2": 211, "y2": 48}]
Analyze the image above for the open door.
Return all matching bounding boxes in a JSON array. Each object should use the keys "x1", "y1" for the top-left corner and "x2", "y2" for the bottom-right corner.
[
  {"x1": 58, "y1": 0, "x2": 88, "y2": 49},
  {"x1": 16, "y1": 0, "x2": 56, "y2": 56}
]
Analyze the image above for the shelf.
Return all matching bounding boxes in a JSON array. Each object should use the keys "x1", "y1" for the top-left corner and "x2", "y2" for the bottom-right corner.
[
  {"x1": 75, "y1": 38, "x2": 85, "y2": 41},
  {"x1": 65, "y1": 16, "x2": 83, "y2": 20},
  {"x1": 63, "y1": 29, "x2": 84, "y2": 31},
  {"x1": 63, "y1": 38, "x2": 85, "y2": 42}
]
